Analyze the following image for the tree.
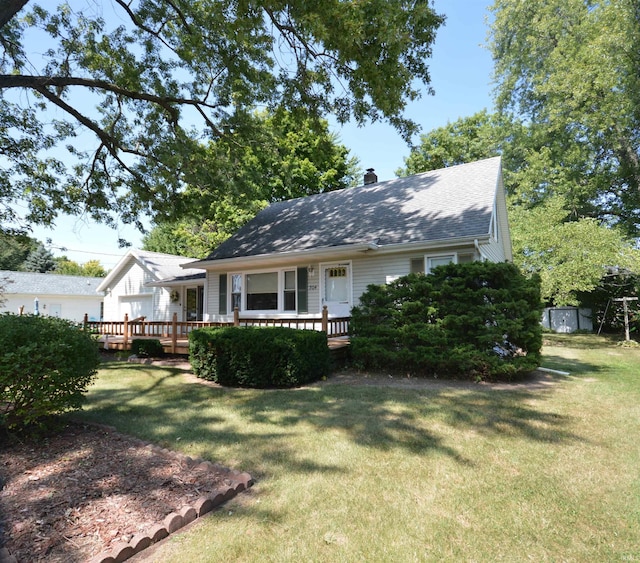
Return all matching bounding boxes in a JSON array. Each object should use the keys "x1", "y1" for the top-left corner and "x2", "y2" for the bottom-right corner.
[
  {"x1": 510, "y1": 196, "x2": 640, "y2": 305},
  {"x1": 400, "y1": 112, "x2": 640, "y2": 305},
  {"x1": 398, "y1": 110, "x2": 502, "y2": 176},
  {"x1": 21, "y1": 242, "x2": 56, "y2": 273},
  {"x1": 143, "y1": 109, "x2": 359, "y2": 257},
  {"x1": 0, "y1": 1, "x2": 444, "y2": 233},
  {"x1": 489, "y1": 0, "x2": 640, "y2": 235},
  {"x1": 54, "y1": 257, "x2": 107, "y2": 277},
  {"x1": 0, "y1": 231, "x2": 34, "y2": 270}
]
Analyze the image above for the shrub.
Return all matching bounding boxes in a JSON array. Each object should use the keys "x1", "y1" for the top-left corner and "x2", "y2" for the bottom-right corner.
[
  {"x1": 189, "y1": 326, "x2": 330, "y2": 388},
  {"x1": 0, "y1": 314, "x2": 100, "y2": 429},
  {"x1": 131, "y1": 338, "x2": 164, "y2": 357},
  {"x1": 350, "y1": 262, "x2": 543, "y2": 381}
]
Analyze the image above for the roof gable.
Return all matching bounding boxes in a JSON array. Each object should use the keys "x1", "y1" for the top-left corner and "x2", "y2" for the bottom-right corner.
[
  {"x1": 96, "y1": 250, "x2": 203, "y2": 292},
  {"x1": 202, "y1": 157, "x2": 502, "y2": 262}
]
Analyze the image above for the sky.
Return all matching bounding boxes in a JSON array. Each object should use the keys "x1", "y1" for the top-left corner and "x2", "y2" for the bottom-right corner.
[{"x1": 30, "y1": 2, "x2": 495, "y2": 270}]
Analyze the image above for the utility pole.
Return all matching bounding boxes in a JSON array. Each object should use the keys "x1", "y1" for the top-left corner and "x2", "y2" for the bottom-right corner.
[{"x1": 613, "y1": 297, "x2": 638, "y2": 341}]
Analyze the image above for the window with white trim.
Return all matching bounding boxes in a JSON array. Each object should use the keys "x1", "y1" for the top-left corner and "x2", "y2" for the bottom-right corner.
[
  {"x1": 426, "y1": 254, "x2": 457, "y2": 273},
  {"x1": 227, "y1": 269, "x2": 299, "y2": 313},
  {"x1": 246, "y1": 272, "x2": 278, "y2": 310},
  {"x1": 231, "y1": 273, "x2": 242, "y2": 311}
]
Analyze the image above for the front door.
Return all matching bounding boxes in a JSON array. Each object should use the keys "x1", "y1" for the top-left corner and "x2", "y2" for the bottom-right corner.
[
  {"x1": 321, "y1": 264, "x2": 352, "y2": 317},
  {"x1": 185, "y1": 286, "x2": 204, "y2": 321}
]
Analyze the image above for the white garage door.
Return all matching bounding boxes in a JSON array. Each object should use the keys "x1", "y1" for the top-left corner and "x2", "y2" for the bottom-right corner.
[{"x1": 119, "y1": 295, "x2": 153, "y2": 320}]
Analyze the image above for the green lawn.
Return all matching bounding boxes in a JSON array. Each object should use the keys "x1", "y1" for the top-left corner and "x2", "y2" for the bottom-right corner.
[{"x1": 77, "y1": 335, "x2": 640, "y2": 562}]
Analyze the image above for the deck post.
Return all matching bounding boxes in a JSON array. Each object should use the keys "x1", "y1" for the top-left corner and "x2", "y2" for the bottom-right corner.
[
  {"x1": 322, "y1": 305, "x2": 329, "y2": 335},
  {"x1": 234, "y1": 307, "x2": 239, "y2": 327},
  {"x1": 171, "y1": 312, "x2": 178, "y2": 354},
  {"x1": 123, "y1": 313, "x2": 129, "y2": 350},
  {"x1": 83, "y1": 313, "x2": 88, "y2": 330}
]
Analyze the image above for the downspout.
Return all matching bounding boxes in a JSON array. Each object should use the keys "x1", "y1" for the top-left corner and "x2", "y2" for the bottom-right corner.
[{"x1": 474, "y1": 239, "x2": 485, "y2": 261}]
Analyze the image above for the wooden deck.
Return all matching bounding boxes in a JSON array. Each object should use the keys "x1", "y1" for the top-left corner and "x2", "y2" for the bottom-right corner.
[
  {"x1": 99, "y1": 334, "x2": 350, "y2": 362},
  {"x1": 93, "y1": 311, "x2": 351, "y2": 357}
]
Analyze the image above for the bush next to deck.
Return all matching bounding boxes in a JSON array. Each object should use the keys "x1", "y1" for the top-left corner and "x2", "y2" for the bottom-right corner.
[
  {"x1": 189, "y1": 326, "x2": 330, "y2": 388},
  {"x1": 0, "y1": 314, "x2": 100, "y2": 429},
  {"x1": 131, "y1": 338, "x2": 164, "y2": 358},
  {"x1": 350, "y1": 262, "x2": 543, "y2": 381}
]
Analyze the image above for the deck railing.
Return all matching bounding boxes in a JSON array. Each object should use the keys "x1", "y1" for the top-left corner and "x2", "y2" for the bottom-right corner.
[{"x1": 84, "y1": 306, "x2": 350, "y2": 353}]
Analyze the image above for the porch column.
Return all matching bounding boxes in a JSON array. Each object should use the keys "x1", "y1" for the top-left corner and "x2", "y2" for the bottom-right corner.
[
  {"x1": 171, "y1": 312, "x2": 177, "y2": 354},
  {"x1": 123, "y1": 313, "x2": 129, "y2": 350},
  {"x1": 234, "y1": 307, "x2": 239, "y2": 327},
  {"x1": 322, "y1": 305, "x2": 329, "y2": 335}
]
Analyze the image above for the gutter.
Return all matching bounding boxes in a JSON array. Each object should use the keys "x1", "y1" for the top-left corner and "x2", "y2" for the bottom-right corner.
[{"x1": 184, "y1": 235, "x2": 492, "y2": 272}]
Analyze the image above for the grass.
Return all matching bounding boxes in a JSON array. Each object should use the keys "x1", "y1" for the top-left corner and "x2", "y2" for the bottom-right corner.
[{"x1": 75, "y1": 334, "x2": 640, "y2": 562}]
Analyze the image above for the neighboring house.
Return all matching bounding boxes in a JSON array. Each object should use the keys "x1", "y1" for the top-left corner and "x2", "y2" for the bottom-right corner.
[
  {"x1": 183, "y1": 156, "x2": 512, "y2": 322},
  {"x1": 97, "y1": 250, "x2": 205, "y2": 321},
  {"x1": 0, "y1": 270, "x2": 104, "y2": 322}
]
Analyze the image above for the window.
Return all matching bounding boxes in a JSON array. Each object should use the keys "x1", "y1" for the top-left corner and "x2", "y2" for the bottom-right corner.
[
  {"x1": 325, "y1": 266, "x2": 348, "y2": 302},
  {"x1": 426, "y1": 254, "x2": 456, "y2": 273},
  {"x1": 246, "y1": 272, "x2": 278, "y2": 310},
  {"x1": 231, "y1": 274, "x2": 242, "y2": 311},
  {"x1": 284, "y1": 270, "x2": 296, "y2": 311}
]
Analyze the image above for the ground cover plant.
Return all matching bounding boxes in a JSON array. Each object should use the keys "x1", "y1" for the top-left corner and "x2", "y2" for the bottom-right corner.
[{"x1": 56, "y1": 333, "x2": 640, "y2": 562}]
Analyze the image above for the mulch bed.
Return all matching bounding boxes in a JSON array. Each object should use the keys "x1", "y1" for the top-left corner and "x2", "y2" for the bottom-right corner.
[{"x1": 0, "y1": 421, "x2": 234, "y2": 562}]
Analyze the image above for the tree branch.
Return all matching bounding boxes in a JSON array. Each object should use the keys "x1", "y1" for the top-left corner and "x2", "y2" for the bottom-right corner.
[{"x1": 0, "y1": 74, "x2": 224, "y2": 124}]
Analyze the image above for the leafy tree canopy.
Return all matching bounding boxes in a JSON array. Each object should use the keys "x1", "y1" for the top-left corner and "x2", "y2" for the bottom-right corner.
[
  {"x1": 398, "y1": 110, "x2": 502, "y2": 176},
  {"x1": 510, "y1": 196, "x2": 640, "y2": 306},
  {"x1": 401, "y1": 112, "x2": 640, "y2": 306},
  {"x1": 0, "y1": 231, "x2": 35, "y2": 270},
  {"x1": 0, "y1": 0, "x2": 444, "y2": 233},
  {"x1": 489, "y1": 0, "x2": 640, "y2": 235},
  {"x1": 54, "y1": 257, "x2": 107, "y2": 277},
  {"x1": 144, "y1": 109, "x2": 359, "y2": 257}
]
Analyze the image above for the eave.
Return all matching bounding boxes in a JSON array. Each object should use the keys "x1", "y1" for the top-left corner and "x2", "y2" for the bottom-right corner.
[{"x1": 184, "y1": 234, "x2": 492, "y2": 273}]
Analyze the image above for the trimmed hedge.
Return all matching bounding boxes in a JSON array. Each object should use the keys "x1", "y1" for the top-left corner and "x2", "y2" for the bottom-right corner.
[
  {"x1": 350, "y1": 262, "x2": 543, "y2": 381},
  {"x1": 189, "y1": 326, "x2": 330, "y2": 388},
  {"x1": 0, "y1": 314, "x2": 100, "y2": 429},
  {"x1": 131, "y1": 338, "x2": 164, "y2": 357}
]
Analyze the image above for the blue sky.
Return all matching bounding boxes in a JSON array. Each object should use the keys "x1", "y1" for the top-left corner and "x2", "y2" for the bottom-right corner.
[{"x1": 31, "y1": 2, "x2": 495, "y2": 269}]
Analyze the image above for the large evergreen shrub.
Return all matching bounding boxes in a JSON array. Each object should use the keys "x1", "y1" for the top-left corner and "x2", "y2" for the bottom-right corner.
[
  {"x1": 189, "y1": 326, "x2": 330, "y2": 388},
  {"x1": 350, "y1": 262, "x2": 543, "y2": 381},
  {"x1": 0, "y1": 314, "x2": 100, "y2": 429}
]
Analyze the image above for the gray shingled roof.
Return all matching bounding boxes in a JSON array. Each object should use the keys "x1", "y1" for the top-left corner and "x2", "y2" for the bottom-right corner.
[
  {"x1": 0, "y1": 270, "x2": 104, "y2": 296},
  {"x1": 129, "y1": 250, "x2": 203, "y2": 280},
  {"x1": 97, "y1": 250, "x2": 204, "y2": 291},
  {"x1": 201, "y1": 157, "x2": 501, "y2": 261}
]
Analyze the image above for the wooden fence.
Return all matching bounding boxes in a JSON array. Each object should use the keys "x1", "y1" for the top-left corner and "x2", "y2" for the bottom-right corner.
[{"x1": 84, "y1": 306, "x2": 350, "y2": 353}]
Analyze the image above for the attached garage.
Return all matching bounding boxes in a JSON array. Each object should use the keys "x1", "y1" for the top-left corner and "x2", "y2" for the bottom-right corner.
[{"x1": 119, "y1": 294, "x2": 153, "y2": 320}]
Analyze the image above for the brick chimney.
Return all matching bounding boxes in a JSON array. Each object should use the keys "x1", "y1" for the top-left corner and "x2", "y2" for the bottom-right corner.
[{"x1": 364, "y1": 168, "x2": 378, "y2": 185}]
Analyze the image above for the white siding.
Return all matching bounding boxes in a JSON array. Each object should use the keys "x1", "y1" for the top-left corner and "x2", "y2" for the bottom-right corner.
[
  {"x1": 479, "y1": 238, "x2": 507, "y2": 263},
  {"x1": 1, "y1": 294, "x2": 102, "y2": 322},
  {"x1": 352, "y1": 254, "x2": 410, "y2": 306},
  {"x1": 102, "y1": 258, "x2": 162, "y2": 321},
  {"x1": 206, "y1": 273, "x2": 220, "y2": 320}
]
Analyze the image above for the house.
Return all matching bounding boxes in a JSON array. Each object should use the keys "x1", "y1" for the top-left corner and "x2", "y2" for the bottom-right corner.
[
  {"x1": 96, "y1": 250, "x2": 205, "y2": 322},
  {"x1": 0, "y1": 270, "x2": 104, "y2": 322},
  {"x1": 184, "y1": 156, "x2": 512, "y2": 322}
]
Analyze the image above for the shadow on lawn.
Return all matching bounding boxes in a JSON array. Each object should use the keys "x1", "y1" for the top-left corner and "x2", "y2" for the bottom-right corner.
[{"x1": 83, "y1": 361, "x2": 589, "y2": 476}]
